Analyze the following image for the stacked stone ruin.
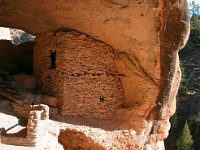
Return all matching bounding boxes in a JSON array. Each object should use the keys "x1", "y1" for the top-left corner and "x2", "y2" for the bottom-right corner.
[
  {"x1": 34, "y1": 31, "x2": 124, "y2": 119},
  {"x1": 26, "y1": 105, "x2": 49, "y2": 147},
  {"x1": 1, "y1": 104, "x2": 60, "y2": 149},
  {"x1": 0, "y1": 0, "x2": 190, "y2": 149}
]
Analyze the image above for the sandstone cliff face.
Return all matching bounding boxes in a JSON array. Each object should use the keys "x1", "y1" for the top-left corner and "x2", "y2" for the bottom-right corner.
[{"x1": 0, "y1": 0, "x2": 190, "y2": 149}]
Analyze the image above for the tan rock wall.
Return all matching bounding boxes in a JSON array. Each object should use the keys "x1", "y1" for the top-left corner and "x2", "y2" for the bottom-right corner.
[
  {"x1": 0, "y1": 0, "x2": 190, "y2": 149},
  {"x1": 34, "y1": 31, "x2": 124, "y2": 119}
]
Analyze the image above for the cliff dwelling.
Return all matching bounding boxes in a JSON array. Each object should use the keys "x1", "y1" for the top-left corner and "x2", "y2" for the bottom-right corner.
[
  {"x1": 0, "y1": 0, "x2": 190, "y2": 150},
  {"x1": 34, "y1": 31, "x2": 124, "y2": 119}
]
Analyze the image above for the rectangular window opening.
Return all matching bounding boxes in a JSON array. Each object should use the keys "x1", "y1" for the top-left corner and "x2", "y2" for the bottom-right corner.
[{"x1": 50, "y1": 50, "x2": 56, "y2": 69}]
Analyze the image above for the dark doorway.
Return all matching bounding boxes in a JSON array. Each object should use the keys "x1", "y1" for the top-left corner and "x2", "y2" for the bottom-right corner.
[{"x1": 50, "y1": 50, "x2": 56, "y2": 69}]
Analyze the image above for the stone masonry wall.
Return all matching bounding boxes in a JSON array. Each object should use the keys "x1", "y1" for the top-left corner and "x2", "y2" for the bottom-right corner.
[
  {"x1": 1, "y1": 104, "x2": 50, "y2": 148},
  {"x1": 34, "y1": 31, "x2": 124, "y2": 119},
  {"x1": 26, "y1": 105, "x2": 49, "y2": 147}
]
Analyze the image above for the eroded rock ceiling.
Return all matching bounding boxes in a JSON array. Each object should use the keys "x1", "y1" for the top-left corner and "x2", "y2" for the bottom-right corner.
[{"x1": 0, "y1": 0, "x2": 190, "y2": 149}]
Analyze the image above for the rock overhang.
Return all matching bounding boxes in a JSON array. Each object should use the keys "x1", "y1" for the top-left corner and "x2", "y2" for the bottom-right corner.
[{"x1": 0, "y1": 0, "x2": 190, "y2": 149}]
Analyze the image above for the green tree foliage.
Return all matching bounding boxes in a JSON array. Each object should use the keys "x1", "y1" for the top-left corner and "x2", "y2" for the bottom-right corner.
[
  {"x1": 170, "y1": 114, "x2": 178, "y2": 131},
  {"x1": 188, "y1": 107, "x2": 200, "y2": 149},
  {"x1": 190, "y1": 14, "x2": 200, "y2": 46},
  {"x1": 191, "y1": 14, "x2": 200, "y2": 28},
  {"x1": 194, "y1": 108, "x2": 200, "y2": 124},
  {"x1": 177, "y1": 121, "x2": 193, "y2": 150},
  {"x1": 165, "y1": 114, "x2": 180, "y2": 150}
]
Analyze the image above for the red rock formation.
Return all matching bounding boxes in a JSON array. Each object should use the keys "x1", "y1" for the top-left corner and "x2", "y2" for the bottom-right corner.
[
  {"x1": 0, "y1": 0, "x2": 190, "y2": 149},
  {"x1": 59, "y1": 129, "x2": 104, "y2": 150}
]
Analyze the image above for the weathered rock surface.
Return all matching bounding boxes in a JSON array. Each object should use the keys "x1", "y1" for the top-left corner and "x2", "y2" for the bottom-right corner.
[
  {"x1": 10, "y1": 28, "x2": 35, "y2": 45},
  {"x1": 0, "y1": 0, "x2": 190, "y2": 149},
  {"x1": 59, "y1": 129, "x2": 104, "y2": 150}
]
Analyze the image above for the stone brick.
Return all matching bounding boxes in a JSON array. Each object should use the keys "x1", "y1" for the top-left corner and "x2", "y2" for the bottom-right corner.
[{"x1": 34, "y1": 31, "x2": 124, "y2": 119}]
